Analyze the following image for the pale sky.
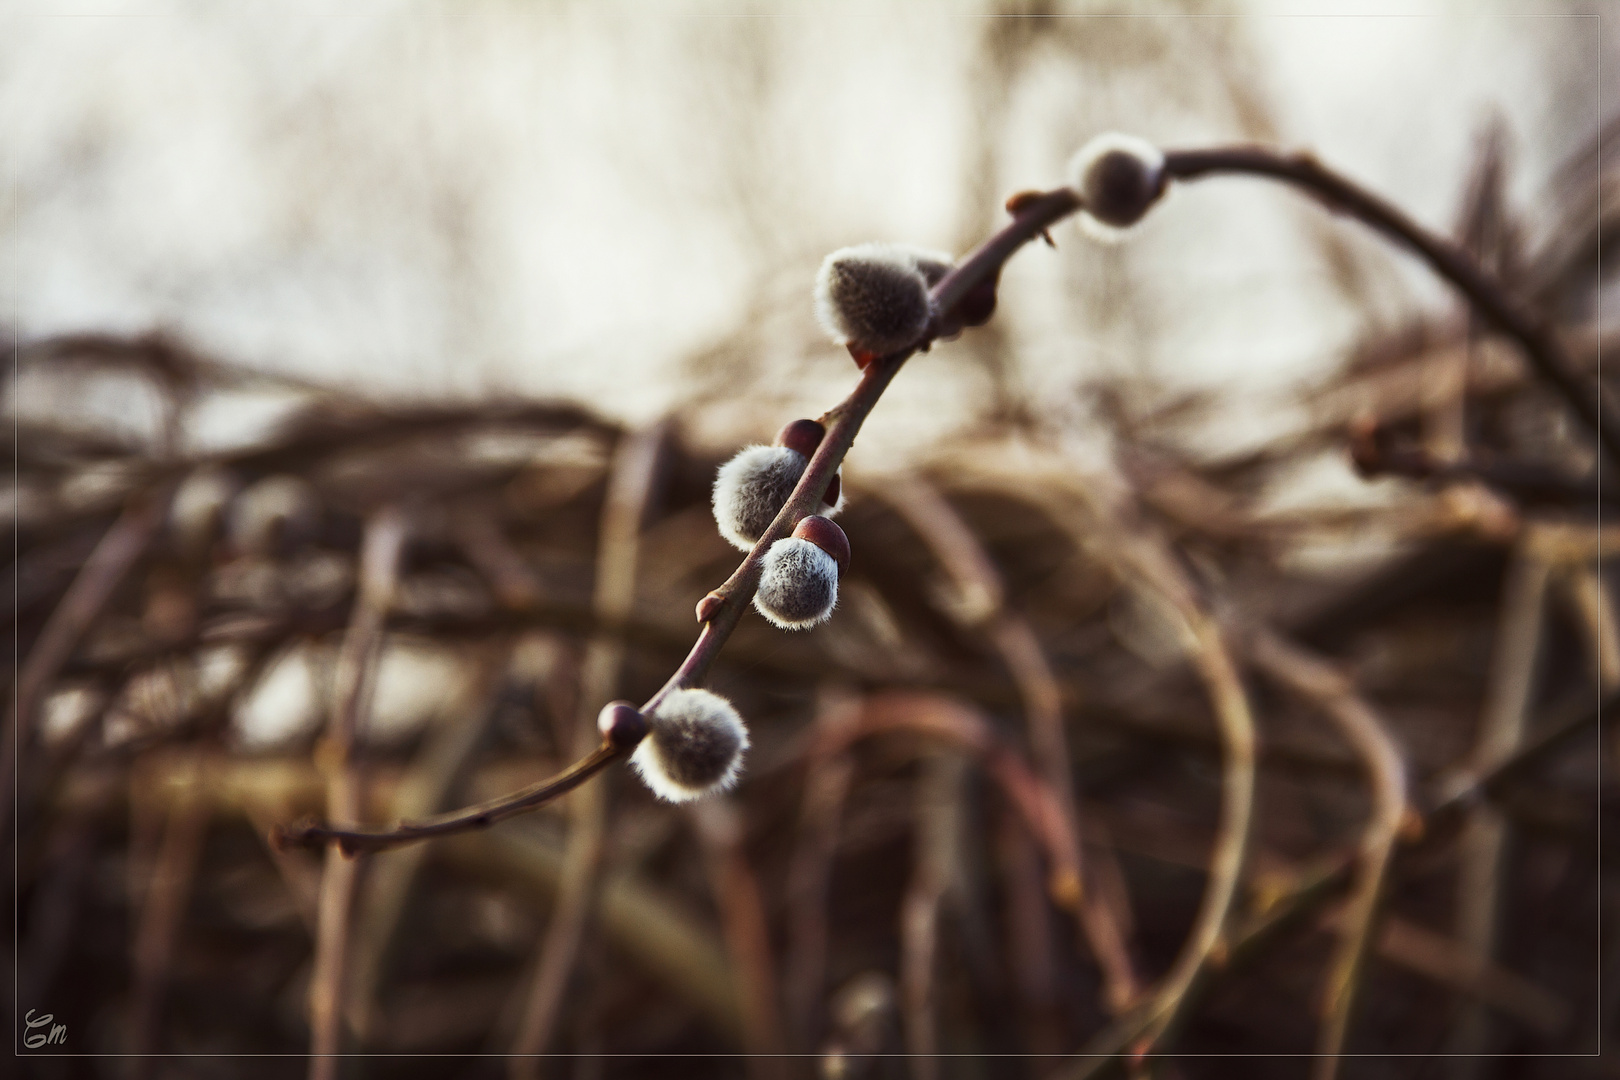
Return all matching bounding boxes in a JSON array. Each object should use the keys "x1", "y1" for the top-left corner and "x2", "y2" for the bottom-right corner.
[{"x1": 2, "y1": 1, "x2": 1608, "y2": 462}]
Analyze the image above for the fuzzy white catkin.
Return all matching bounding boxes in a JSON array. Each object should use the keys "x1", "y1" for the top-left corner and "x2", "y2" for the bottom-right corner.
[
  {"x1": 630, "y1": 688, "x2": 750, "y2": 802},
  {"x1": 1067, "y1": 133, "x2": 1166, "y2": 242},
  {"x1": 754, "y1": 536, "x2": 840, "y2": 630},
  {"x1": 814, "y1": 243, "x2": 937, "y2": 356},
  {"x1": 712, "y1": 445, "x2": 844, "y2": 552}
]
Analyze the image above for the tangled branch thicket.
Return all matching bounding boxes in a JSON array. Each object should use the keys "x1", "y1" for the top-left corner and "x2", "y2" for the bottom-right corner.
[{"x1": 9, "y1": 120, "x2": 1615, "y2": 1080}]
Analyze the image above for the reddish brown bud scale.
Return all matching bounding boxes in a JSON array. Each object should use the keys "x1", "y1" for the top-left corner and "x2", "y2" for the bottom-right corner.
[
  {"x1": 1004, "y1": 189, "x2": 1045, "y2": 215},
  {"x1": 598, "y1": 701, "x2": 649, "y2": 749},
  {"x1": 954, "y1": 273, "x2": 999, "y2": 329},
  {"x1": 793, "y1": 514, "x2": 850, "y2": 576},
  {"x1": 775, "y1": 418, "x2": 826, "y2": 458},
  {"x1": 773, "y1": 419, "x2": 841, "y2": 509},
  {"x1": 695, "y1": 591, "x2": 724, "y2": 623}
]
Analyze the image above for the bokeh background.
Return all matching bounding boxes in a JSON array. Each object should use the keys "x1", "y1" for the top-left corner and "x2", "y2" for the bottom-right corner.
[{"x1": 5, "y1": 2, "x2": 1615, "y2": 1078}]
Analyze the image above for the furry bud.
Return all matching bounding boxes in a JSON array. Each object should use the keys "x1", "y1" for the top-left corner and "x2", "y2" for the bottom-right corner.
[
  {"x1": 1067, "y1": 133, "x2": 1166, "y2": 238},
  {"x1": 814, "y1": 243, "x2": 937, "y2": 361},
  {"x1": 597, "y1": 701, "x2": 648, "y2": 750},
  {"x1": 754, "y1": 516, "x2": 849, "y2": 630},
  {"x1": 630, "y1": 688, "x2": 749, "y2": 802},
  {"x1": 712, "y1": 440, "x2": 845, "y2": 553}
]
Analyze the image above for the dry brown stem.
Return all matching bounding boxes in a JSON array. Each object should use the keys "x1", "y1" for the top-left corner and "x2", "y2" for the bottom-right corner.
[
  {"x1": 784, "y1": 688, "x2": 861, "y2": 1058},
  {"x1": 307, "y1": 505, "x2": 408, "y2": 1078},
  {"x1": 811, "y1": 691, "x2": 1082, "y2": 907},
  {"x1": 1165, "y1": 145, "x2": 1619, "y2": 461},
  {"x1": 1249, "y1": 629, "x2": 1408, "y2": 1077},
  {"x1": 5, "y1": 481, "x2": 175, "y2": 827},
  {"x1": 509, "y1": 422, "x2": 667, "y2": 1075},
  {"x1": 692, "y1": 797, "x2": 788, "y2": 1077},
  {"x1": 1448, "y1": 531, "x2": 1550, "y2": 1071},
  {"x1": 898, "y1": 752, "x2": 966, "y2": 1080},
  {"x1": 877, "y1": 473, "x2": 1140, "y2": 1011},
  {"x1": 127, "y1": 749, "x2": 211, "y2": 1069}
]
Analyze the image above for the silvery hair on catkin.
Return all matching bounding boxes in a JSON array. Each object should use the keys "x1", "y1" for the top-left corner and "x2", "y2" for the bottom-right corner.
[{"x1": 630, "y1": 688, "x2": 750, "y2": 803}]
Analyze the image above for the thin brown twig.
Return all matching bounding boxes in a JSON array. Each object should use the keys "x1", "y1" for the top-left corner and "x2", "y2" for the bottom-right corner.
[
  {"x1": 271, "y1": 743, "x2": 625, "y2": 854},
  {"x1": 1164, "y1": 146, "x2": 1620, "y2": 461},
  {"x1": 1447, "y1": 529, "x2": 1550, "y2": 1071},
  {"x1": 1091, "y1": 526, "x2": 1258, "y2": 1056},
  {"x1": 127, "y1": 749, "x2": 211, "y2": 1070},
  {"x1": 898, "y1": 752, "x2": 966, "y2": 1080},
  {"x1": 784, "y1": 687, "x2": 861, "y2": 1059},
  {"x1": 812, "y1": 691, "x2": 1082, "y2": 902},
  {"x1": 1249, "y1": 629, "x2": 1408, "y2": 1078},
  {"x1": 692, "y1": 797, "x2": 788, "y2": 1078},
  {"x1": 877, "y1": 473, "x2": 1140, "y2": 1012},
  {"x1": 350, "y1": 648, "x2": 508, "y2": 1041},
  {"x1": 1344, "y1": 912, "x2": 1570, "y2": 1038},
  {"x1": 4, "y1": 481, "x2": 175, "y2": 829},
  {"x1": 510, "y1": 422, "x2": 667, "y2": 1076},
  {"x1": 996, "y1": 809, "x2": 1065, "y2": 1057},
  {"x1": 307, "y1": 505, "x2": 408, "y2": 1079},
  {"x1": 907, "y1": 445, "x2": 1259, "y2": 1050},
  {"x1": 1558, "y1": 563, "x2": 1620, "y2": 693}
]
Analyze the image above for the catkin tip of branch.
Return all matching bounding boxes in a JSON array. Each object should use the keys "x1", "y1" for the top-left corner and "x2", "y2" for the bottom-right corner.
[{"x1": 1068, "y1": 132, "x2": 1166, "y2": 236}]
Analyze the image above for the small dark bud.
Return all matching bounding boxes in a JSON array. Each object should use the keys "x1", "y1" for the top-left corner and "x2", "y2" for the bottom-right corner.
[
  {"x1": 815, "y1": 243, "x2": 937, "y2": 359},
  {"x1": 792, "y1": 514, "x2": 850, "y2": 576},
  {"x1": 774, "y1": 419, "x2": 842, "y2": 509},
  {"x1": 695, "y1": 591, "x2": 725, "y2": 623},
  {"x1": 1068, "y1": 133, "x2": 1166, "y2": 238},
  {"x1": 630, "y1": 688, "x2": 749, "y2": 802},
  {"x1": 1004, "y1": 189, "x2": 1045, "y2": 215},
  {"x1": 598, "y1": 701, "x2": 649, "y2": 750},
  {"x1": 1347, "y1": 414, "x2": 1382, "y2": 477},
  {"x1": 954, "y1": 272, "x2": 999, "y2": 329},
  {"x1": 775, "y1": 418, "x2": 826, "y2": 458}
]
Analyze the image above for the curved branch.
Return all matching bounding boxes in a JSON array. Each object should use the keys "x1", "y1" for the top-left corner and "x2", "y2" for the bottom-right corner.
[
  {"x1": 272, "y1": 743, "x2": 625, "y2": 855},
  {"x1": 1163, "y1": 146, "x2": 1620, "y2": 463},
  {"x1": 1249, "y1": 629, "x2": 1408, "y2": 1077}
]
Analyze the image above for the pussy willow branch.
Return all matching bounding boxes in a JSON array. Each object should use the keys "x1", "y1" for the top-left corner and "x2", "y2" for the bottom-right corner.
[
  {"x1": 1163, "y1": 146, "x2": 1620, "y2": 463},
  {"x1": 274, "y1": 140, "x2": 1571, "y2": 859},
  {"x1": 275, "y1": 187, "x2": 1084, "y2": 855}
]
